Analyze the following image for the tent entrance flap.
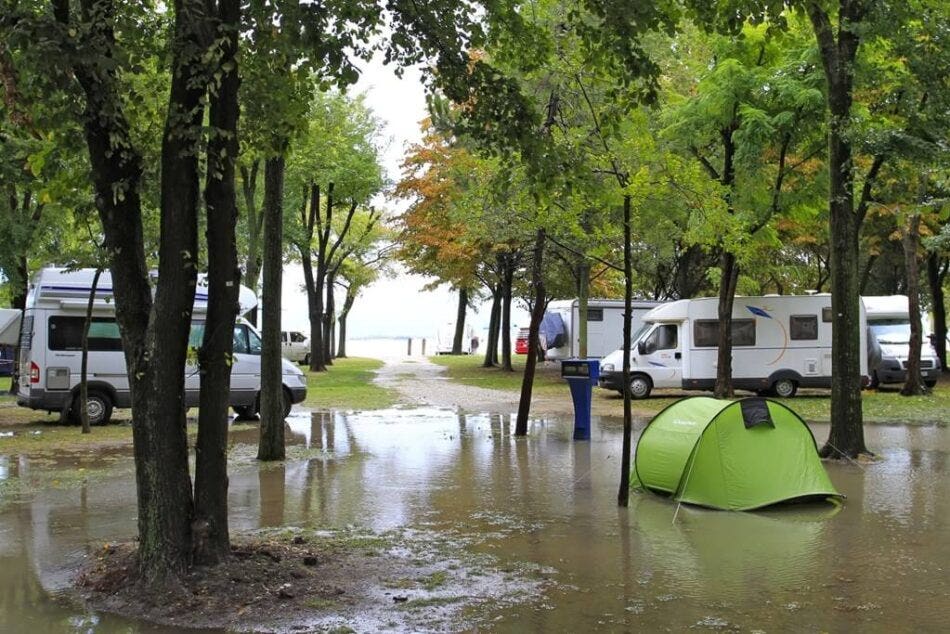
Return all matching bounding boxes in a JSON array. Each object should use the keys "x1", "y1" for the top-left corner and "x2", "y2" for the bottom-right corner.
[{"x1": 740, "y1": 398, "x2": 773, "y2": 429}]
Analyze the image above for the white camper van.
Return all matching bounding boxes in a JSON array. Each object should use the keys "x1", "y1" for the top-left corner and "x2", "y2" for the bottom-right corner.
[
  {"x1": 863, "y1": 295, "x2": 941, "y2": 387},
  {"x1": 542, "y1": 299, "x2": 662, "y2": 360},
  {"x1": 435, "y1": 321, "x2": 475, "y2": 355},
  {"x1": 281, "y1": 330, "x2": 311, "y2": 364},
  {"x1": 15, "y1": 268, "x2": 308, "y2": 424},
  {"x1": 598, "y1": 294, "x2": 868, "y2": 399}
]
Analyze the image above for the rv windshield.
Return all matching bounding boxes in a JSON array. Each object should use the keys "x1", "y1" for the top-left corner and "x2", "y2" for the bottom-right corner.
[
  {"x1": 869, "y1": 320, "x2": 911, "y2": 345},
  {"x1": 631, "y1": 322, "x2": 651, "y2": 346}
]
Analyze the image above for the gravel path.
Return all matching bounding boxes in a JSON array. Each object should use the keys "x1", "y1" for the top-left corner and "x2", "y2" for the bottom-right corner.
[{"x1": 372, "y1": 355, "x2": 522, "y2": 413}]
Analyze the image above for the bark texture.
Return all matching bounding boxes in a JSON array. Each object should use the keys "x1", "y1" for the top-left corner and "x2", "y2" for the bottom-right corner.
[
  {"x1": 258, "y1": 154, "x2": 287, "y2": 461},
  {"x1": 514, "y1": 229, "x2": 545, "y2": 437},
  {"x1": 900, "y1": 214, "x2": 925, "y2": 396},
  {"x1": 194, "y1": 0, "x2": 241, "y2": 564},
  {"x1": 926, "y1": 254, "x2": 948, "y2": 372},
  {"x1": 618, "y1": 195, "x2": 633, "y2": 507}
]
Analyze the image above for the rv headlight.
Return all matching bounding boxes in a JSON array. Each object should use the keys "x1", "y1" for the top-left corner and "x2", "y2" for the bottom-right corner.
[{"x1": 601, "y1": 363, "x2": 614, "y2": 373}]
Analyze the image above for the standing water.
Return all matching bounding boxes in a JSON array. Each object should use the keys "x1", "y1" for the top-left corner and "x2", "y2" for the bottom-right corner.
[{"x1": 1, "y1": 408, "x2": 948, "y2": 631}]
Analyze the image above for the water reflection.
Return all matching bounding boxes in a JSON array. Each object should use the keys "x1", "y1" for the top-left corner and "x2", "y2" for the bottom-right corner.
[{"x1": 0, "y1": 409, "x2": 948, "y2": 631}]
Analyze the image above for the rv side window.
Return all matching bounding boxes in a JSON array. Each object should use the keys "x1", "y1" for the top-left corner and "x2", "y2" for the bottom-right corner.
[
  {"x1": 234, "y1": 324, "x2": 261, "y2": 355},
  {"x1": 49, "y1": 316, "x2": 123, "y2": 351},
  {"x1": 246, "y1": 326, "x2": 263, "y2": 355},
  {"x1": 641, "y1": 325, "x2": 677, "y2": 354},
  {"x1": 587, "y1": 309, "x2": 604, "y2": 322},
  {"x1": 693, "y1": 319, "x2": 756, "y2": 347},
  {"x1": 790, "y1": 315, "x2": 818, "y2": 340},
  {"x1": 189, "y1": 323, "x2": 205, "y2": 348},
  {"x1": 290, "y1": 332, "x2": 306, "y2": 343},
  {"x1": 233, "y1": 326, "x2": 249, "y2": 354},
  {"x1": 19, "y1": 315, "x2": 33, "y2": 350},
  {"x1": 822, "y1": 307, "x2": 833, "y2": 323}
]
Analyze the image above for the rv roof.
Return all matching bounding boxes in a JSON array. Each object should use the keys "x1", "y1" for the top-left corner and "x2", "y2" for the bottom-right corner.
[{"x1": 28, "y1": 267, "x2": 257, "y2": 314}]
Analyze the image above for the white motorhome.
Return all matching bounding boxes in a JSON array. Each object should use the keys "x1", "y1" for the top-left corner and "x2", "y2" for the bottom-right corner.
[
  {"x1": 863, "y1": 295, "x2": 941, "y2": 387},
  {"x1": 15, "y1": 268, "x2": 307, "y2": 424},
  {"x1": 542, "y1": 298, "x2": 663, "y2": 360},
  {"x1": 598, "y1": 294, "x2": 868, "y2": 399}
]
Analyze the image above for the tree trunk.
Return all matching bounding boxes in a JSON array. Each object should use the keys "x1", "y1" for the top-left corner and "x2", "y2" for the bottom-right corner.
[
  {"x1": 900, "y1": 213, "x2": 925, "y2": 396},
  {"x1": 80, "y1": 268, "x2": 103, "y2": 434},
  {"x1": 240, "y1": 160, "x2": 262, "y2": 327},
  {"x1": 501, "y1": 258, "x2": 514, "y2": 371},
  {"x1": 577, "y1": 259, "x2": 589, "y2": 358},
  {"x1": 618, "y1": 196, "x2": 633, "y2": 506},
  {"x1": 807, "y1": 1, "x2": 868, "y2": 458},
  {"x1": 452, "y1": 287, "x2": 468, "y2": 354},
  {"x1": 515, "y1": 229, "x2": 545, "y2": 436},
  {"x1": 194, "y1": 0, "x2": 240, "y2": 565},
  {"x1": 59, "y1": 0, "x2": 210, "y2": 582},
  {"x1": 258, "y1": 153, "x2": 287, "y2": 461},
  {"x1": 926, "y1": 254, "x2": 948, "y2": 372},
  {"x1": 337, "y1": 287, "x2": 356, "y2": 358},
  {"x1": 482, "y1": 286, "x2": 500, "y2": 367},
  {"x1": 323, "y1": 271, "x2": 336, "y2": 365},
  {"x1": 714, "y1": 251, "x2": 739, "y2": 398}
]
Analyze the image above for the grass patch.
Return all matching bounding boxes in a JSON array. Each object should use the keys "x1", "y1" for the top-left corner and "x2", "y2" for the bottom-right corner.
[
  {"x1": 303, "y1": 597, "x2": 340, "y2": 610},
  {"x1": 428, "y1": 355, "x2": 563, "y2": 396},
  {"x1": 303, "y1": 357, "x2": 397, "y2": 410},
  {"x1": 592, "y1": 381, "x2": 950, "y2": 425}
]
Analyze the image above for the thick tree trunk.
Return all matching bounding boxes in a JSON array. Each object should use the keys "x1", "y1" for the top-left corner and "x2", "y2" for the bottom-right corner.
[
  {"x1": 808, "y1": 1, "x2": 868, "y2": 458},
  {"x1": 194, "y1": 0, "x2": 240, "y2": 565},
  {"x1": 714, "y1": 251, "x2": 739, "y2": 398},
  {"x1": 618, "y1": 195, "x2": 633, "y2": 506},
  {"x1": 926, "y1": 254, "x2": 948, "y2": 372},
  {"x1": 482, "y1": 286, "x2": 501, "y2": 367},
  {"x1": 515, "y1": 229, "x2": 545, "y2": 436},
  {"x1": 258, "y1": 154, "x2": 287, "y2": 461},
  {"x1": 59, "y1": 0, "x2": 210, "y2": 582},
  {"x1": 452, "y1": 287, "x2": 468, "y2": 354},
  {"x1": 900, "y1": 214, "x2": 925, "y2": 396},
  {"x1": 79, "y1": 268, "x2": 102, "y2": 434}
]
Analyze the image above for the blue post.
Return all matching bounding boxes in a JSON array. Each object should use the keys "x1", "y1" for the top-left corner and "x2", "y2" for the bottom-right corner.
[{"x1": 561, "y1": 359, "x2": 600, "y2": 440}]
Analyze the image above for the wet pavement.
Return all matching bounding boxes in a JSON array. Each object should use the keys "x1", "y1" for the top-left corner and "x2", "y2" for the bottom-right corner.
[{"x1": 1, "y1": 407, "x2": 948, "y2": 632}]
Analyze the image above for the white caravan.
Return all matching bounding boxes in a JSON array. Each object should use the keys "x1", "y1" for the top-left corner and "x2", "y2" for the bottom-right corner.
[
  {"x1": 281, "y1": 330, "x2": 311, "y2": 364},
  {"x1": 542, "y1": 299, "x2": 663, "y2": 360},
  {"x1": 863, "y1": 295, "x2": 941, "y2": 387},
  {"x1": 15, "y1": 267, "x2": 307, "y2": 424},
  {"x1": 598, "y1": 294, "x2": 868, "y2": 399}
]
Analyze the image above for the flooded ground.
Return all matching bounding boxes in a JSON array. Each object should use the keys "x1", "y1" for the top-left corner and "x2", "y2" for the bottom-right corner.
[{"x1": 1, "y1": 407, "x2": 948, "y2": 632}]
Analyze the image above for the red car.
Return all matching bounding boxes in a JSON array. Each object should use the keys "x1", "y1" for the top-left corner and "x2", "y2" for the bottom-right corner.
[{"x1": 515, "y1": 328, "x2": 530, "y2": 354}]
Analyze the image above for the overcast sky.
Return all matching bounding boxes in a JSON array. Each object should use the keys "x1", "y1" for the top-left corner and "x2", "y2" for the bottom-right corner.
[{"x1": 279, "y1": 54, "x2": 529, "y2": 339}]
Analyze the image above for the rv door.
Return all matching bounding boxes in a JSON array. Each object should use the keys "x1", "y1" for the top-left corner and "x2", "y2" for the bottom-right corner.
[{"x1": 635, "y1": 324, "x2": 682, "y2": 389}]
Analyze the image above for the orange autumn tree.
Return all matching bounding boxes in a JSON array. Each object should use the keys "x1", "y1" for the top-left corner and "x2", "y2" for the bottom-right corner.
[{"x1": 395, "y1": 115, "x2": 531, "y2": 365}]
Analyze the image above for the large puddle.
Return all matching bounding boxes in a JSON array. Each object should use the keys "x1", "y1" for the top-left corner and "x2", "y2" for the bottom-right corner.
[{"x1": 1, "y1": 408, "x2": 948, "y2": 631}]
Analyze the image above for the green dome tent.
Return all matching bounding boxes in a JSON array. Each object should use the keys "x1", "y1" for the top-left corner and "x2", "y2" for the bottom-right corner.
[{"x1": 633, "y1": 397, "x2": 842, "y2": 511}]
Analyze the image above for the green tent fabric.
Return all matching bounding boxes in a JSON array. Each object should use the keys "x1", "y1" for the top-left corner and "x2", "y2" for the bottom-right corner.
[{"x1": 633, "y1": 397, "x2": 842, "y2": 511}]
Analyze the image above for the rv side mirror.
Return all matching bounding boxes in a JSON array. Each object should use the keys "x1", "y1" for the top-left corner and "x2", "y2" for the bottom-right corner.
[{"x1": 637, "y1": 341, "x2": 647, "y2": 355}]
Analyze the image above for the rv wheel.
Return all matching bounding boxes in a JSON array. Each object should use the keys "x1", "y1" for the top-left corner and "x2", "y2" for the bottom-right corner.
[
  {"x1": 772, "y1": 378, "x2": 798, "y2": 398},
  {"x1": 234, "y1": 396, "x2": 260, "y2": 421},
  {"x1": 73, "y1": 392, "x2": 113, "y2": 426},
  {"x1": 628, "y1": 375, "x2": 652, "y2": 400}
]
